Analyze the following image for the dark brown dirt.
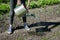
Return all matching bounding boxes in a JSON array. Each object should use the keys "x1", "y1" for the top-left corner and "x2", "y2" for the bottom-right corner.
[{"x1": 0, "y1": 4, "x2": 60, "y2": 40}]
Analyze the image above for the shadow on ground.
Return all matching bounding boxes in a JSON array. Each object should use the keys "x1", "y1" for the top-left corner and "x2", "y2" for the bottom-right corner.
[
  {"x1": 34, "y1": 22, "x2": 60, "y2": 32},
  {"x1": 12, "y1": 22, "x2": 60, "y2": 33}
]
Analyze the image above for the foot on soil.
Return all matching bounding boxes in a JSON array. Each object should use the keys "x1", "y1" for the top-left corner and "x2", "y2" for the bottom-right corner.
[
  {"x1": 7, "y1": 26, "x2": 13, "y2": 34},
  {"x1": 24, "y1": 23, "x2": 30, "y2": 31}
]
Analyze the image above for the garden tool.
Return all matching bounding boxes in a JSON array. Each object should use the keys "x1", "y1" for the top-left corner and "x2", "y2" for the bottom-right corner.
[{"x1": 14, "y1": 4, "x2": 28, "y2": 16}]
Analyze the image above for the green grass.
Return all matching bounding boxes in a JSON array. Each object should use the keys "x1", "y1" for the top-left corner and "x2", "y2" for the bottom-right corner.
[
  {"x1": 29, "y1": 0, "x2": 60, "y2": 8},
  {"x1": 17, "y1": 37, "x2": 24, "y2": 40},
  {"x1": 0, "y1": 3, "x2": 10, "y2": 15}
]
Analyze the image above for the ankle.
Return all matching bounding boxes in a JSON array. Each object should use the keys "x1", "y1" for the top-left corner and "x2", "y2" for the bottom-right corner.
[
  {"x1": 9, "y1": 24, "x2": 13, "y2": 28},
  {"x1": 24, "y1": 23, "x2": 28, "y2": 25}
]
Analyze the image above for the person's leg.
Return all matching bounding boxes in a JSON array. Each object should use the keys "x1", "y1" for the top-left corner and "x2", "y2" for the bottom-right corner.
[
  {"x1": 20, "y1": 0, "x2": 30, "y2": 31},
  {"x1": 8, "y1": 0, "x2": 17, "y2": 34},
  {"x1": 22, "y1": 14, "x2": 30, "y2": 31}
]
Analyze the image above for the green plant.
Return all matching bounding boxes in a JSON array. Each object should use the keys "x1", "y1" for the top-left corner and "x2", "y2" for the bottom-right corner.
[
  {"x1": 29, "y1": 0, "x2": 60, "y2": 8},
  {"x1": 30, "y1": 1, "x2": 37, "y2": 8},
  {"x1": 0, "y1": 0, "x2": 9, "y2": 3},
  {"x1": 0, "y1": 3, "x2": 10, "y2": 15}
]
